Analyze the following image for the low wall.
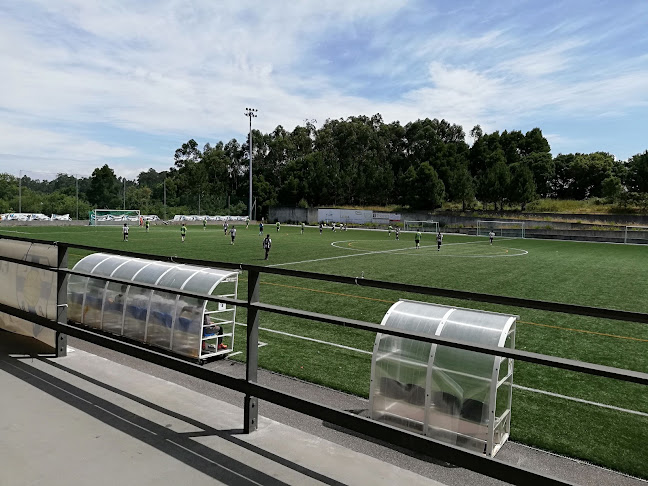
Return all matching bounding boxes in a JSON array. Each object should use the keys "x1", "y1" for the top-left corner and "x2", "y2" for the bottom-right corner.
[
  {"x1": 524, "y1": 229, "x2": 627, "y2": 243},
  {"x1": 444, "y1": 227, "x2": 645, "y2": 244},
  {"x1": 435, "y1": 211, "x2": 648, "y2": 225},
  {"x1": 0, "y1": 220, "x2": 89, "y2": 227},
  {"x1": 434, "y1": 214, "x2": 627, "y2": 232}
]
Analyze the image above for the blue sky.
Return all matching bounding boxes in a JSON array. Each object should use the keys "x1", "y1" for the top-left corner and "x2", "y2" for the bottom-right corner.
[{"x1": 1, "y1": 0, "x2": 647, "y2": 180}]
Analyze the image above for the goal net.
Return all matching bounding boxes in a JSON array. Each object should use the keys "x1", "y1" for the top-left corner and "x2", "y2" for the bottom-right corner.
[
  {"x1": 477, "y1": 220, "x2": 525, "y2": 238},
  {"x1": 624, "y1": 226, "x2": 648, "y2": 244},
  {"x1": 90, "y1": 209, "x2": 141, "y2": 226},
  {"x1": 404, "y1": 220, "x2": 439, "y2": 233}
]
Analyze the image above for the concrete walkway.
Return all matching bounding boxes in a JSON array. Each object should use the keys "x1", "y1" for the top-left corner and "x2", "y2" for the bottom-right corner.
[
  {"x1": 0, "y1": 333, "x2": 443, "y2": 486},
  {"x1": 1, "y1": 332, "x2": 645, "y2": 486}
]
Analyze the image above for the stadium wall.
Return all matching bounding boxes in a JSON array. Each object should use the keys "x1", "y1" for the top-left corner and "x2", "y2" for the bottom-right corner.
[
  {"x1": 269, "y1": 207, "x2": 434, "y2": 225},
  {"x1": 269, "y1": 207, "x2": 319, "y2": 223}
]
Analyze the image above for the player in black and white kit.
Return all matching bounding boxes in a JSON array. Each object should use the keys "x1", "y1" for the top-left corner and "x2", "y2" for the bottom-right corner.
[
  {"x1": 263, "y1": 234, "x2": 272, "y2": 260},
  {"x1": 436, "y1": 231, "x2": 443, "y2": 251},
  {"x1": 489, "y1": 231, "x2": 495, "y2": 245},
  {"x1": 123, "y1": 223, "x2": 129, "y2": 241},
  {"x1": 230, "y1": 226, "x2": 237, "y2": 245}
]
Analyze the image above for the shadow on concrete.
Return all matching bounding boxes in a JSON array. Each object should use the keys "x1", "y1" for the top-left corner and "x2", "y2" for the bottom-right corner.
[
  {"x1": 323, "y1": 411, "x2": 458, "y2": 469},
  {"x1": 43, "y1": 358, "x2": 348, "y2": 486},
  {"x1": 0, "y1": 342, "x2": 347, "y2": 486},
  {"x1": 0, "y1": 329, "x2": 57, "y2": 356}
]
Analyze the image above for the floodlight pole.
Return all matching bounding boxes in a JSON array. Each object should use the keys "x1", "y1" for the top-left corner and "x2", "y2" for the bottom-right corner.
[
  {"x1": 18, "y1": 170, "x2": 22, "y2": 213},
  {"x1": 244, "y1": 107, "x2": 258, "y2": 221},
  {"x1": 123, "y1": 179, "x2": 126, "y2": 210},
  {"x1": 76, "y1": 176, "x2": 79, "y2": 220}
]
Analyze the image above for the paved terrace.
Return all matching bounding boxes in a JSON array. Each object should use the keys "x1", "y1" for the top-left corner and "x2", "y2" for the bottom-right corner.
[{"x1": 0, "y1": 331, "x2": 644, "y2": 486}]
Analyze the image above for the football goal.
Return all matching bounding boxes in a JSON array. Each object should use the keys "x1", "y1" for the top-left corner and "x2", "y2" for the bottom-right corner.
[
  {"x1": 477, "y1": 220, "x2": 525, "y2": 238},
  {"x1": 90, "y1": 209, "x2": 141, "y2": 226},
  {"x1": 404, "y1": 220, "x2": 439, "y2": 233},
  {"x1": 624, "y1": 226, "x2": 648, "y2": 244}
]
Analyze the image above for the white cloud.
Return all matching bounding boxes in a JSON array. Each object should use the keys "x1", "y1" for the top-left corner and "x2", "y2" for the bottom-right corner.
[
  {"x1": 0, "y1": 0, "x2": 647, "y2": 175},
  {"x1": 0, "y1": 121, "x2": 135, "y2": 159}
]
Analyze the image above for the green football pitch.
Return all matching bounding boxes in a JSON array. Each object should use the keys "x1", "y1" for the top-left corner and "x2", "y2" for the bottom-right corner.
[{"x1": 3, "y1": 222, "x2": 647, "y2": 478}]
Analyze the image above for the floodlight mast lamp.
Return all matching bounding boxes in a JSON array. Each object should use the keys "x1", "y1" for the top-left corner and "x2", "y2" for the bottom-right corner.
[{"x1": 245, "y1": 107, "x2": 258, "y2": 221}]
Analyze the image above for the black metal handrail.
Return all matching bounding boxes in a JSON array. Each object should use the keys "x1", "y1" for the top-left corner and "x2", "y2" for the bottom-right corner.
[{"x1": 3, "y1": 235, "x2": 646, "y2": 485}]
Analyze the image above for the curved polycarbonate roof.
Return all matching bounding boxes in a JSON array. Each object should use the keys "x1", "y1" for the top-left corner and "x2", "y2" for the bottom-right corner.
[
  {"x1": 72, "y1": 253, "x2": 237, "y2": 294},
  {"x1": 67, "y1": 253, "x2": 239, "y2": 360},
  {"x1": 370, "y1": 299, "x2": 517, "y2": 457}
]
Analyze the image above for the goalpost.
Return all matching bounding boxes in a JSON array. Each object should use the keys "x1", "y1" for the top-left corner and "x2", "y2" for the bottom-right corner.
[
  {"x1": 404, "y1": 220, "x2": 439, "y2": 233},
  {"x1": 477, "y1": 220, "x2": 525, "y2": 238},
  {"x1": 624, "y1": 226, "x2": 648, "y2": 244},
  {"x1": 90, "y1": 209, "x2": 141, "y2": 226}
]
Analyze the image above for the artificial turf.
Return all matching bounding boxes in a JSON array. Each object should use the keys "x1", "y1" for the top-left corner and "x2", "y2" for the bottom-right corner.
[{"x1": 4, "y1": 222, "x2": 647, "y2": 478}]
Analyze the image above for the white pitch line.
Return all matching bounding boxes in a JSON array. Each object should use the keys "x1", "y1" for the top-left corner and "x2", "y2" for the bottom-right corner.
[
  {"x1": 227, "y1": 340, "x2": 267, "y2": 357},
  {"x1": 233, "y1": 323, "x2": 647, "y2": 417},
  {"x1": 329, "y1": 237, "x2": 514, "y2": 252},
  {"x1": 235, "y1": 322, "x2": 373, "y2": 355},
  {"x1": 512, "y1": 384, "x2": 648, "y2": 418},
  {"x1": 269, "y1": 238, "x2": 526, "y2": 267}
]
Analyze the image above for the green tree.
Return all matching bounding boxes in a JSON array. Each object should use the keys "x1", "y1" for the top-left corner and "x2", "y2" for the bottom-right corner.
[
  {"x1": 450, "y1": 165, "x2": 475, "y2": 211},
  {"x1": 552, "y1": 153, "x2": 576, "y2": 198},
  {"x1": 509, "y1": 163, "x2": 537, "y2": 210},
  {"x1": 601, "y1": 176, "x2": 622, "y2": 202},
  {"x1": 404, "y1": 162, "x2": 445, "y2": 210},
  {"x1": 626, "y1": 151, "x2": 648, "y2": 193},
  {"x1": 478, "y1": 151, "x2": 510, "y2": 210},
  {"x1": 87, "y1": 165, "x2": 121, "y2": 208},
  {"x1": 0, "y1": 173, "x2": 18, "y2": 208},
  {"x1": 568, "y1": 152, "x2": 616, "y2": 199},
  {"x1": 523, "y1": 152, "x2": 554, "y2": 198},
  {"x1": 137, "y1": 169, "x2": 166, "y2": 189},
  {"x1": 521, "y1": 127, "x2": 551, "y2": 155}
]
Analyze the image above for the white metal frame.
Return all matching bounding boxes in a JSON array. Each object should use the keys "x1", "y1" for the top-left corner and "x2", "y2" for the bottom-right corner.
[
  {"x1": 404, "y1": 220, "x2": 439, "y2": 233},
  {"x1": 624, "y1": 225, "x2": 648, "y2": 244},
  {"x1": 477, "y1": 220, "x2": 525, "y2": 238},
  {"x1": 70, "y1": 253, "x2": 238, "y2": 362},
  {"x1": 199, "y1": 275, "x2": 239, "y2": 360},
  {"x1": 369, "y1": 299, "x2": 517, "y2": 457}
]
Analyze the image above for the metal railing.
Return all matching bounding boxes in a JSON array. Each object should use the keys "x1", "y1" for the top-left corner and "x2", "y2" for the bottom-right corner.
[{"x1": 1, "y1": 234, "x2": 647, "y2": 486}]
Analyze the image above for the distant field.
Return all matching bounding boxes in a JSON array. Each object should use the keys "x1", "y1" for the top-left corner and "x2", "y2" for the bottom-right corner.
[{"x1": 3, "y1": 222, "x2": 647, "y2": 478}]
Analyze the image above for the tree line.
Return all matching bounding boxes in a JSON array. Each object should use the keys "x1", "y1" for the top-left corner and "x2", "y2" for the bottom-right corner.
[{"x1": 2, "y1": 113, "x2": 648, "y2": 218}]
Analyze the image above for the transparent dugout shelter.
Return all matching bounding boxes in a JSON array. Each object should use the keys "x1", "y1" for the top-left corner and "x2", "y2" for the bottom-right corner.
[
  {"x1": 370, "y1": 300, "x2": 516, "y2": 456},
  {"x1": 67, "y1": 253, "x2": 238, "y2": 361}
]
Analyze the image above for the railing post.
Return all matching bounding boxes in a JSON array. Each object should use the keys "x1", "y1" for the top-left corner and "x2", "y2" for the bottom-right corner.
[
  {"x1": 55, "y1": 243, "x2": 68, "y2": 357},
  {"x1": 244, "y1": 269, "x2": 260, "y2": 433}
]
